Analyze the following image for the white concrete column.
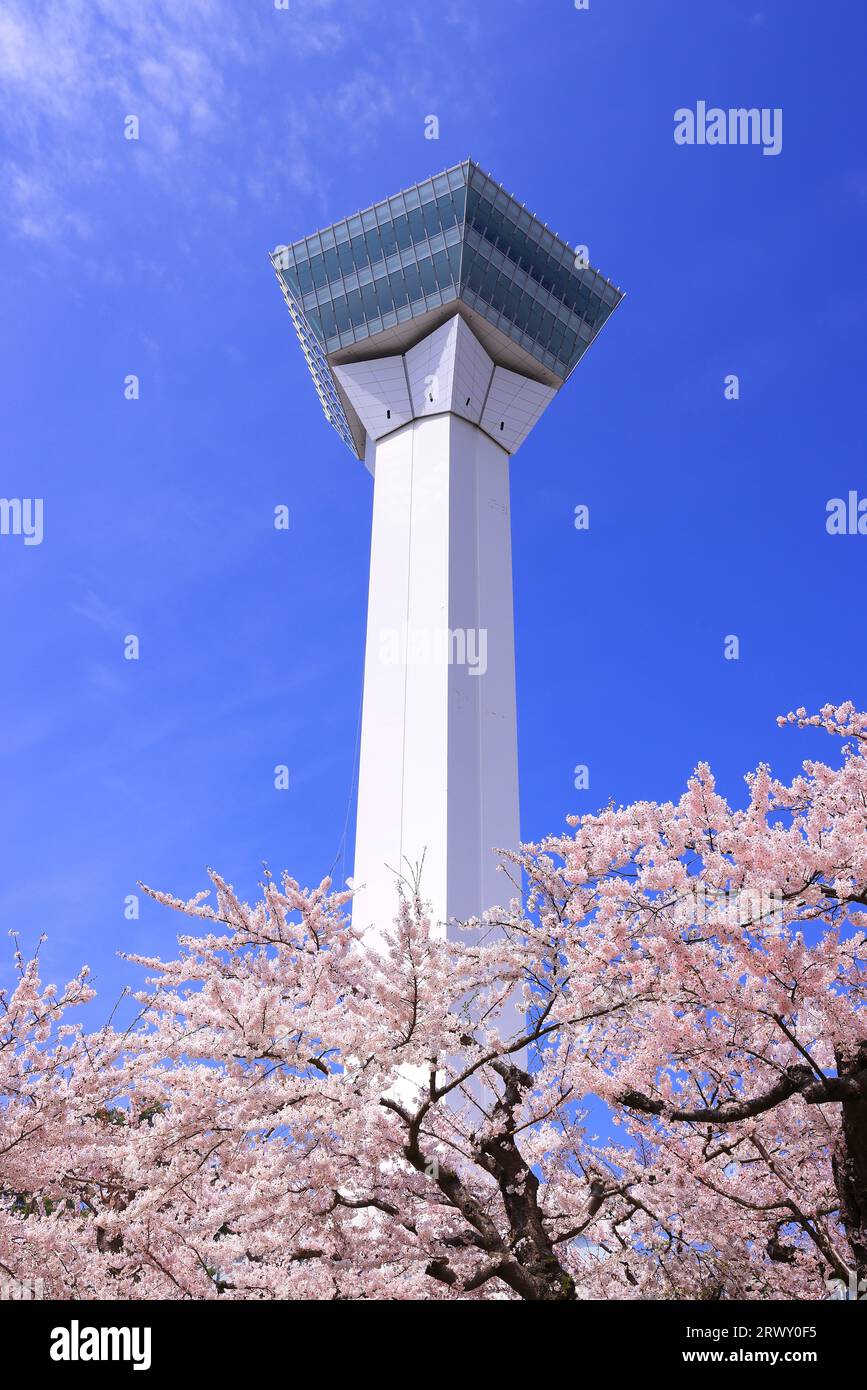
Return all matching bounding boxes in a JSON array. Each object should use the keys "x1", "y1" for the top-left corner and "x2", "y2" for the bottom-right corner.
[
  {"x1": 335, "y1": 314, "x2": 557, "y2": 950},
  {"x1": 351, "y1": 412, "x2": 519, "y2": 947}
]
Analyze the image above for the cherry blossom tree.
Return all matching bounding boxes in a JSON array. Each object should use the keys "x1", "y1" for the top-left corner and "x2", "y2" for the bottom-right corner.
[{"x1": 2, "y1": 702, "x2": 865, "y2": 1300}]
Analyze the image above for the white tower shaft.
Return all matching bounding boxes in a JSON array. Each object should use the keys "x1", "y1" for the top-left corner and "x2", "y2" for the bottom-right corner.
[
  {"x1": 353, "y1": 412, "x2": 518, "y2": 944},
  {"x1": 336, "y1": 315, "x2": 556, "y2": 944}
]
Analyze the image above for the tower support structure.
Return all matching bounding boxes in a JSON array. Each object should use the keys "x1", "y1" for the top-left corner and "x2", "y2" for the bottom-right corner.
[
  {"x1": 335, "y1": 315, "x2": 555, "y2": 943},
  {"x1": 270, "y1": 159, "x2": 623, "y2": 952}
]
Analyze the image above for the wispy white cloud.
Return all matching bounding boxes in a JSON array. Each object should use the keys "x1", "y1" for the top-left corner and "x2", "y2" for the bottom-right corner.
[
  {"x1": 0, "y1": 0, "x2": 353, "y2": 245},
  {"x1": 68, "y1": 587, "x2": 124, "y2": 634},
  {"x1": 0, "y1": 0, "x2": 493, "y2": 258}
]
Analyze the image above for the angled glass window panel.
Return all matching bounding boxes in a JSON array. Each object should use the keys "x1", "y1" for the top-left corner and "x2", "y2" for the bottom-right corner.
[
  {"x1": 419, "y1": 258, "x2": 437, "y2": 295},
  {"x1": 508, "y1": 226, "x2": 527, "y2": 266},
  {"x1": 297, "y1": 261, "x2": 314, "y2": 294},
  {"x1": 379, "y1": 221, "x2": 397, "y2": 256},
  {"x1": 480, "y1": 262, "x2": 500, "y2": 299},
  {"x1": 407, "y1": 207, "x2": 426, "y2": 243},
  {"x1": 539, "y1": 307, "x2": 556, "y2": 343},
  {"x1": 403, "y1": 186, "x2": 420, "y2": 211},
  {"x1": 389, "y1": 271, "x2": 409, "y2": 307},
  {"x1": 333, "y1": 296, "x2": 351, "y2": 332},
  {"x1": 500, "y1": 279, "x2": 522, "y2": 319},
  {"x1": 527, "y1": 302, "x2": 544, "y2": 338},
  {"x1": 350, "y1": 235, "x2": 368, "y2": 270},
  {"x1": 347, "y1": 288, "x2": 364, "y2": 327},
  {"x1": 361, "y1": 208, "x2": 377, "y2": 231},
  {"x1": 560, "y1": 327, "x2": 577, "y2": 361},
  {"x1": 433, "y1": 173, "x2": 450, "y2": 197},
  {"x1": 403, "y1": 263, "x2": 423, "y2": 303},
  {"x1": 393, "y1": 214, "x2": 411, "y2": 250},
  {"x1": 432, "y1": 249, "x2": 452, "y2": 291},
  {"x1": 321, "y1": 227, "x2": 336, "y2": 251},
  {"x1": 374, "y1": 278, "x2": 393, "y2": 314},
  {"x1": 512, "y1": 291, "x2": 532, "y2": 333},
  {"x1": 364, "y1": 228, "x2": 383, "y2": 264},
  {"x1": 466, "y1": 190, "x2": 489, "y2": 233},
  {"x1": 324, "y1": 247, "x2": 340, "y2": 281},
  {"x1": 305, "y1": 305, "x2": 323, "y2": 337},
  {"x1": 418, "y1": 180, "x2": 435, "y2": 205},
  {"x1": 423, "y1": 201, "x2": 440, "y2": 238},
  {"x1": 361, "y1": 282, "x2": 378, "y2": 317},
  {"x1": 443, "y1": 222, "x2": 461, "y2": 249},
  {"x1": 348, "y1": 215, "x2": 363, "y2": 236},
  {"x1": 485, "y1": 203, "x2": 504, "y2": 242},
  {"x1": 466, "y1": 255, "x2": 484, "y2": 293},
  {"x1": 319, "y1": 302, "x2": 337, "y2": 338},
  {"x1": 337, "y1": 241, "x2": 354, "y2": 276}
]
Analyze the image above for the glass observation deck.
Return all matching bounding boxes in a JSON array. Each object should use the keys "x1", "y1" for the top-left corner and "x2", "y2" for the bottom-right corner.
[{"x1": 271, "y1": 159, "x2": 623, "y2": 458}]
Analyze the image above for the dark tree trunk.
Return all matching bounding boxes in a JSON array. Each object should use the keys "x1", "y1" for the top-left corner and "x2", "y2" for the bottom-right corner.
[{"x1": 832, "y1": 1042, "x2": 867, "y2": 1285}]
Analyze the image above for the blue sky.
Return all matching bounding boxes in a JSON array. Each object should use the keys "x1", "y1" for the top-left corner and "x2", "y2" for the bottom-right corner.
[{"x1": 1, "y1": 0, "x2": 865, "y2": 1019}]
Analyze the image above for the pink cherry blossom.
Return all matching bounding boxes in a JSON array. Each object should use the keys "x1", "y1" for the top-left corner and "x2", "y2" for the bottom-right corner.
[{"x1": 2, "y1": 704, "x2": 865, "y2": 1300}]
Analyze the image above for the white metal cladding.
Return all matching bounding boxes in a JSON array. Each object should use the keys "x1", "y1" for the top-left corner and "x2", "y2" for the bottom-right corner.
[
  {"x1": 479, "y1": 365, "x2": 557, "y2": 454},
  {"x1": 332, "y1": 355, "x2": 412, "y2": 442},
  {"x1": 351, "y1": 413, "x2": 520, "y2": 950},
  {"x1": 332, "y1": 314, "x2": 555, "y2": 456},
  {"x1": 450, "y1": 314, "x2": 497, "y2": 425},
  {"x1": 404, "y1": 317, "x2": 453, "y2": 418}
]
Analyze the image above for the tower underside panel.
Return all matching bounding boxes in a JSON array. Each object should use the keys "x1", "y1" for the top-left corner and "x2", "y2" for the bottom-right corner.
[
  {"x1": 333, "y1": 313, "x2": 555, "y2": 461},
  {"x1": 332, "y1": 355, "x2": 413, "y2": 441}
]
